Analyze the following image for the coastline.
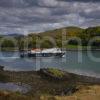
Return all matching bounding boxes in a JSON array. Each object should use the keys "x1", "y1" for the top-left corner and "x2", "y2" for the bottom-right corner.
[
  {"x1": 3, "y1": 69, "x2": 100, "y2": 84},
  {"x1": 0, "y1": 68, "x2": 100, "y2": 99},
  {"x1": 1, "y1": 48, "x2": 100, "y2": 52}
]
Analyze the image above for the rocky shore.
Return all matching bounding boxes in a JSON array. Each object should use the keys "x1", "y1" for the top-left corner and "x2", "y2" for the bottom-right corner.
[{"x1": 0, "y1": 67, "x2": 100, "y2": 100}]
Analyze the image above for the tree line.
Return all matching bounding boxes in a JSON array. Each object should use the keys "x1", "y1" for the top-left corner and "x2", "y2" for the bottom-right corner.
[{"x1": 0, "y1": 26, "x2": 100, "y2": 51}]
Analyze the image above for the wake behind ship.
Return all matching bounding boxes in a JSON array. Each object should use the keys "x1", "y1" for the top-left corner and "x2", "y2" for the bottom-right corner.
[{"x1": 20, "y1": 48, "x2": 65, "y2": 58}]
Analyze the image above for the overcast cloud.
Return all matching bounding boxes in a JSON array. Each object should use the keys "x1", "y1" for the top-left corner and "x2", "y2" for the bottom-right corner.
[{"x1": 0, "y1": 0, "x2": 100, "y2": 34}]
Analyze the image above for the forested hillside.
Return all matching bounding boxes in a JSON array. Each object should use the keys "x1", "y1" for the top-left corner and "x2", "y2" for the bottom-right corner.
[{"x1": 0, "y1": 26, "x2": 100, "y2": 50}]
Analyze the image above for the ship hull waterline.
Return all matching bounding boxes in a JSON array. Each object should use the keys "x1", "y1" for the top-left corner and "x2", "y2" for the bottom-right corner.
[{"x1": 20, "y1": 53, "x2": 65, "y2": 58}]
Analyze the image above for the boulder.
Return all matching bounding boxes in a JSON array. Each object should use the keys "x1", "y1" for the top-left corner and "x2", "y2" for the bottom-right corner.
[{"x1": 0, "y1": 65, "x2": 4, "y2": 71}]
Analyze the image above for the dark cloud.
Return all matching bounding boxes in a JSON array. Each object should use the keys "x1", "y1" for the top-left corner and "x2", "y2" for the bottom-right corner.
[
  {"x1": 0, "y1": 0, "x2": 99, "y2": 34},
  {"x1": 79, "y1": 10, "x2": 100, "y2": 19},
  {"x1": 58, "y1": 0, "x2": 100, "y2": 2},
  {"x1": 0, "y1": 0, "x2": 38, "y2": 8}
]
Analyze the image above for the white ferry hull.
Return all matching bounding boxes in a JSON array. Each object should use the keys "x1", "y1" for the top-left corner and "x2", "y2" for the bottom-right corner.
[{"x1": 20, "y1": 48, "x2": 65, "y2": 58}]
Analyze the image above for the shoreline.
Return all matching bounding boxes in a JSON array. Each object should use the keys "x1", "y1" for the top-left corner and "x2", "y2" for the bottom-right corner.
[
  {"x1": 1, "y1": 47, "x2": 100, "y2": 52},
  {"x1": 4, "y1": 69, "x2": 100, "y2": 79},
  {"x1": 2, "y1": 68, "x2": 100, "y2": 84},
  {"x1": 3, "y1": 66, "x2": 100, "y2": 79},
  {"x1": 0, "y1": 68, "x2": 100, "y2": 99}
]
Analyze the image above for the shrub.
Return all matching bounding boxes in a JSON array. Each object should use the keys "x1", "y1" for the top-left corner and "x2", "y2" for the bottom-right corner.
[{"x1": 47, "y1": 68, "x2": 65, "y2": 78}]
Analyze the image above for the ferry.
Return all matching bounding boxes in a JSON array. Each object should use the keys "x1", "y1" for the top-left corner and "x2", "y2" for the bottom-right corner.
[{"x1": 20, "y1": 48, "x2": 65, "y2": 58}]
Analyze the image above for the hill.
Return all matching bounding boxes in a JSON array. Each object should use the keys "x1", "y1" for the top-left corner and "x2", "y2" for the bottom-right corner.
[
  {"x1": 32, "y1": 26, "x2": 84, "y2": 38},
  {"x1": 0, "y1": 26, "x2": 100, "y2": 50},
  {"x1": 0, "y1": 33, "x2": 24, "y2": 38},
  {"x1": 28, "y1": 26, "x2": 84, "y2": 48}
]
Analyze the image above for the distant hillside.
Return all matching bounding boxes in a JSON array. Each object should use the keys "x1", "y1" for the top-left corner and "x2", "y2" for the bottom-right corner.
[
  {"x1": 0, "y1": 26, "x2": 100, "y2": 50},
  {"x1": 0, "y1": 33, "x2": 24, "y2": 38},
  {"x1": 28, "y1": 26, "x2": 100, "y2": 48},
  {"x1": 38, "y1": 26, "x2": 84, "y2": 38},
  {"x1": 82, "y1": 26, "x2": 100, "y2": 36},
  {"x1": 29, "y1": 26, "x2": 100, "y2": 37}
]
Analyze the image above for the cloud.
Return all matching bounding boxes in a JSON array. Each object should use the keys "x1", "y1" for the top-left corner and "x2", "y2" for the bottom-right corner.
[
  {"x1": 0, "y1": 0, "x2": 99, "y2": 34},
  {"x1": 38, "y1": 0, "x2": 58, "y2": 7},
  {"x1": 0, "y1": 0, "x2": 38, "y2": 8},
  {"x1": 59, "y1": 0, "x2": 100, "y2": 2}
]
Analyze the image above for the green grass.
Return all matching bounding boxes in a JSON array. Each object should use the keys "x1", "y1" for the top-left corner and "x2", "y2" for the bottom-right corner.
[
  {"x1": 47, "y1": 68, "x2": 65, "y2": 78},
  {"x1": 66, "y1": 45, "x2": 99, "y2": 50},
  {"x1": 66, "y1": 45, "x2": 88, "y2": 49}
]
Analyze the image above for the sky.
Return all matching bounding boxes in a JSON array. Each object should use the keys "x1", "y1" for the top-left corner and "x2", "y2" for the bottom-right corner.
[{"x1": 0, "y1": 0, "x2": 100, "y2": 35}]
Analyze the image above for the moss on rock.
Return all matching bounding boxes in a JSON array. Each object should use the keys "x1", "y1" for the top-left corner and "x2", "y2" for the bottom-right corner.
[{"x1": 47, "y1": 68, "x2": 65, "y2": 78}]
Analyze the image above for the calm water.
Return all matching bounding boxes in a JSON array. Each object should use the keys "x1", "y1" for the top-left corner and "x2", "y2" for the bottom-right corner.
[
  {"x1": 0, "y1": 51, "x2": 100, "y2": 78},
  {"x1": 0, "y1": 83, "x2": 30, "y2": 93}
]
